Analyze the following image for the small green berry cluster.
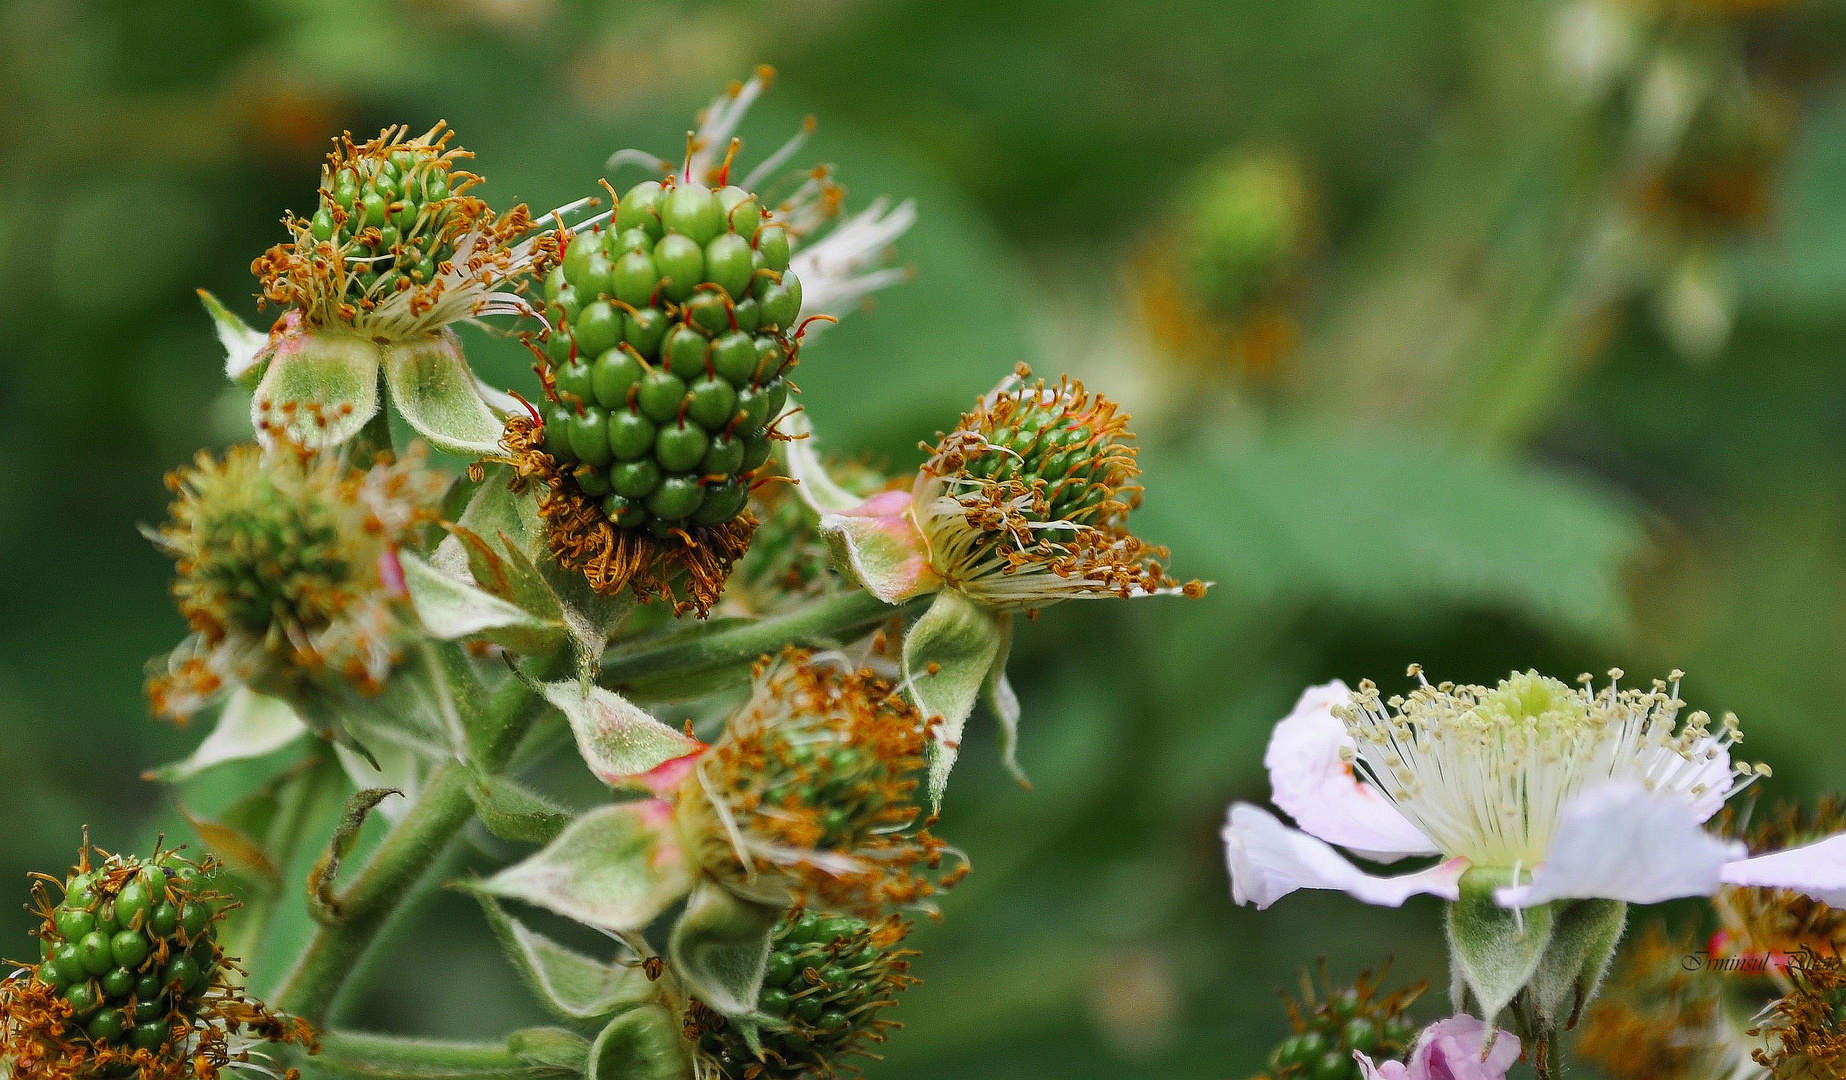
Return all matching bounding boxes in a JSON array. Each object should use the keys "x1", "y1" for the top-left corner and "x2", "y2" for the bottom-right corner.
[
  {"x1": 1266, "y1": 985, "x2": 1416, "y2": 1080},
  {"x1": 31, "y1": 854, "x2": 225, "y2": 1053},
  {"x1": 938, "y1": 373, "x2": 1137, "y2": 528},
  {"x1": 539, "y1": 177, "x2": 802, "y2": 537},
  {"x1": 698, "y1": 910, "x2": 913, "y2": 1078},
  {"x1": 308, "y1": 142, "x2": 456, "y2": 301}
]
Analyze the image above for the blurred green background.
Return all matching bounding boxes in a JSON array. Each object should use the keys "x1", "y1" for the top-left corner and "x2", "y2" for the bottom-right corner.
[{"x1": 5, "y1": 0, "x2": 1846, "y2": 1076}]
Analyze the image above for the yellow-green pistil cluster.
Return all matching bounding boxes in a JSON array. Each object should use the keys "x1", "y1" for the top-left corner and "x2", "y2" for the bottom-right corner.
[{"x1": 538, "y1": 177, "x2": 802, "y2": 538}]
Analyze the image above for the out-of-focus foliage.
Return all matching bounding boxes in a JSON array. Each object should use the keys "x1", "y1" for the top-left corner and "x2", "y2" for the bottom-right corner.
[{"x1": 2, "y1": 0, "x2": 1845, "y2": 1077}]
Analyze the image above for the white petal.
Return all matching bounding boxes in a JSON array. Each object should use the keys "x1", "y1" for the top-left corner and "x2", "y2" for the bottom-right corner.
[
  {"x1": 1264, "y1": 680, "x2": 1439, "y2": 862},
  {"x1": 1721, "y1": 833, "x2": 1846, "y2": 907},
  {"x1": 1495, "y1": 782, "x2": 1746, "y2": 908},
  {"x1": 1222, "y1": 803, "x2": 1466, "y2": 911}
]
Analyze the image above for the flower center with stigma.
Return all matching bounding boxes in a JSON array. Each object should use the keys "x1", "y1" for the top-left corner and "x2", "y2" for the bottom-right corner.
[{"x1": 1335, "y1": 668, "x2": 1759, "y2": 871}]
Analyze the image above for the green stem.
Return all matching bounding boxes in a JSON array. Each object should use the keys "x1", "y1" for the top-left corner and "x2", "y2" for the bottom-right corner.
[
  {"x1": 224, "y1": 753, "x2": 347, "y2": 976},
  {"x1": 309, "y1": 1029, "x2": 581, "y2": 1079},
  {"x1": 275, "y1": 588, "x2": 922, "y2": 1025},
  {"x1": 597, "y1": 588, "x2": 921, "y2": 688}
]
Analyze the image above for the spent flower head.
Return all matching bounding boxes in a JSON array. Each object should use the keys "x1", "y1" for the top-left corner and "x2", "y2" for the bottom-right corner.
[
  {"x1": 253, "y1": 123, "x2": 552, "y2": 341},
  {"x1": 144, "y1": 442, "x2": 447, "y2": 726},
  {"x1": 912, "y1": 364, "x2": 1202, "y2": 610},
  {"x1": 683, "y1": 648, "x2": 964, "y2": 916},
  {"x1": 1751, "y1": 959, "x2": 1846, "y2": 1079},
  {"x1": 687, "y1": 909, "x2": 917, "y2": 1080},
  {"x1": 2, "y1": 840, "x2": 314, "y2": 1080}
]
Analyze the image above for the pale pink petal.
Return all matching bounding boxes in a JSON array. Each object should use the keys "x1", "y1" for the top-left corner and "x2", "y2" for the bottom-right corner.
[
  {"x1": 1721, "y1": 833, "x2": 1846, "y2": 907},
  {"x1": 1414, "y1": 1015, "x2": 1522, "y2": 1079},
  {"x1": 1264, "y1": 680, "x2": 1439, "y2": 862},
  {"x1": 1222, "y1": 803, "x2": 1466, "y2": 911},
  {"x1": 1495, "y1": 782, "x2": 1746, "y2": 908},
  {"x1": 1354, "y1": 1055, "x2": 1410, "y2": 1080}
]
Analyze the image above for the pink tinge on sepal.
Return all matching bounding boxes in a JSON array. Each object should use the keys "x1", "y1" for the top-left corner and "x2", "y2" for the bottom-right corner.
[
  {"x1": 840, "y1": 489, "x2": 914, "y2": 519},
  {"x1": 825, "y1": 490, "x2": 941, "y2": 604},
  {"x1": 635, "y1": 746, "x2": 709, "y2": 797},
  {"x1": 377, "y1": 547, "x2": 408, "y2": 598}
]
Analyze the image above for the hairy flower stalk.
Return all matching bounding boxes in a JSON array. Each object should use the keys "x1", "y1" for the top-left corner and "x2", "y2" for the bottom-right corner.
[
  {"x1": 686, "y1": 909, "x2": 917, "y2": 1079},
  {"x1": 1, "y1": 842, "x2": 314, "y2": 1080},
  {"x1": 684, "y1": 649, "x2": 964, "y2": 916},
  {"x1": 144, "y1": 442, "x2": 447, "y2": 729}
]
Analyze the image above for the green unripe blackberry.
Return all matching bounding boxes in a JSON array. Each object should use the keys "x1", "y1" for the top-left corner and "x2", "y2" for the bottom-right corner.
[
  {"x1": 692, "y1": 911, "x2": 917, "y2": 1079},
  {"x1": 535, "y1": 175, "x2": 803, "y2": 542},
  {"x1": 1262, "y1": 968, "x2": 1420, "y2": 1080},
  {"x1": 23, "y1": 850, "x2": 230, "y2": 1055}
]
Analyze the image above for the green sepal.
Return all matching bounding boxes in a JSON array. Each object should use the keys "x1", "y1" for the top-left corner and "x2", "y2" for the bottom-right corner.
[
  {"x1": 1445, "y1": 866, "x2": 1556, "y2": 1024},
  {"x1": 477, "y1": 801, "x2": 695, "y2": 934},
  {"x1": 382, "y1": 329, "x2": 508, "y2": 457},
  {"x1": 143, "y1": 688, "x2": 307, "y2": 784},
  {"x1": 667, "y1": 880, "x2": 783, "y2": 1018},
  {"x1": 464, "y1": 887, "x2": 658, "y2": 1022},
  {"x1": 198, "y1": 288, "x2": 270, "y2": 387},
  {"x1": 543, "y1": 679, "x2": 704, "y2": 792},
  {"x1": 1526, "y1": 898, "x2": 1626, "y2": 1033},
  {"x1": 981, "y1": 617, "x2": 1027, "y2": 788},
  {"x1": 588, "y1": 1003, "x2": 692, "y2": 1080},
  {"x1": 468, "y1": 772, "x2": 575, "y2": 846},
  {"x1": 508, "y1": 1027, "x2": 593, "y2": 1073},
  {"x1": 400, "y1": 548, "x2": 565, "y2": 653},
  {"x1": 250, "y1": 328, "x2": 381, "y2": 449},
  {"x1": 902, "y1": 589, "x2": 1010, "y2": 808}
]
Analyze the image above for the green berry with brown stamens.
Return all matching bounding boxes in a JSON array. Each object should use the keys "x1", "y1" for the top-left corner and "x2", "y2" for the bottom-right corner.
[
  {"x1": 530, "y1": 171, "x2": 807, "y2": 546},
  {"x1": 691, "y1": 911, "x2": 918, "y2": 1080}
]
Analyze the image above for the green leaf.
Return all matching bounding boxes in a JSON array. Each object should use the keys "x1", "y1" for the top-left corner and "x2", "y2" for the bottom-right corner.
[
  {"x1": 542, "y1": 680, "x2": 704, "y2": 793},
  {"x1": 1445, "y1": 866, "x2": 1556, "y2": 1024},
  {"x1": 197, "y1": 288, "x2": 269, "y2": 387},
  {"x1": 143, "y1": 688, "x2": 307, "y2": 784},
  {"x1": 466, "y1": 888, "x2": 656, "y2": 1021},
  {"x1": 399, "y1": 549, "x2": 564, "y2": 651},
  {"x1": 982, "y1": 619, "x2": 1026, "y2": 788},
  {"x1": 903, "y1": 590, "x2": 1010, "y2": 808},
  {"x1": 249, "y1": 329, "x2": 381, "y2": 449},
  {"x1": 468, "y1": 772, "x2": 575, "y2": 846},
  {"x1": 381, "y1": 330, "x2": 509, "y2": 457},
  {"x1": 1136, "y1": 430, "x2": 1642, "y2": 639},
  {"x1": 667, "y1": 880, "x2": 783, "y2": 1018},
  {"x1": 587, "y1": 1004, "x2": 691, "y2": 1080},
  {"x1": 478, "y1": 801, "x2": 695, "y2": 934}
]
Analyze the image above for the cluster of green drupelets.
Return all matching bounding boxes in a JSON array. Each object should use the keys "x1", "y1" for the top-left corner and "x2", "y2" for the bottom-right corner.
[
  {"x1": 32, "y1": 853, "x2": 225, "y2": 1055},
  {"x1": 539, "y1": 177, "x2": 803, "y2": 537},
  {"x1": 191, "y1": 479, "x2": 346, "y2": 636},
  {"x1": 958, "y1": 397, "x2": 1123, "y2": 525},
  {"x1": 699, "y1": 911, "x2": 909, "y2": 1077},
  {"x1": 308, "y1": 145, "x2": 456, "y2": 301},
  {"x1": 1266, "y1": 985, "x2": 1416, "y2": 1080}
]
